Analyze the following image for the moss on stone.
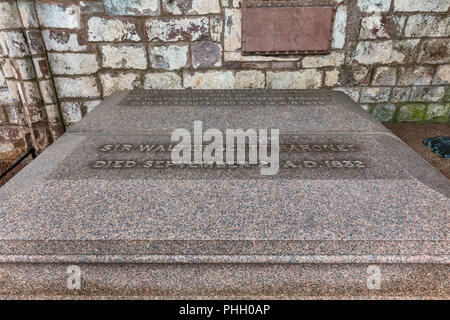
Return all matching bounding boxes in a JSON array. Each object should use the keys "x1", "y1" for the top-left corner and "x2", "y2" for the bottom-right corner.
[
  {"x1": 397, "y1": 104, "x2": 426, "y2": 122},
  {"x1": 370, "y1": 103, "x2": 396, "y2": 122},
  {"x1": 425, "y1": 103, "x2": 450, "y2": 122}
]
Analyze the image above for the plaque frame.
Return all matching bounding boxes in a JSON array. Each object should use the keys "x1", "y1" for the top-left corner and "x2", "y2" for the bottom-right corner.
[{"x1": 241, "y1": 1, "x2": 336, "y2": 56}]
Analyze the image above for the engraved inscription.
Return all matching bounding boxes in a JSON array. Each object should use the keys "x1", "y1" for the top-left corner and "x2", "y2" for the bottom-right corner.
[
  {"x1": 98, "y1": 143, "x2": 359, "y2": 153},
  {"x1": 91, "y1": 143, "x2": 367, "y2": 171},
  {"x1": 50, "y1": 134, "x2": 398, "y2": 181},
  {"x1": 121, "y1": 90, "x2": 334, "y2": 106},
  {"x1": 91, "y1": 159, "x2": 367, "y2": 170}
]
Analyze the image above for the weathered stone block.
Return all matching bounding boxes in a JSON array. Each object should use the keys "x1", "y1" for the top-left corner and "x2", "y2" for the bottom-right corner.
[
  {"x1": 32, "y1": 123, "x2": 51, "y2": 149},
  {"x1": 224, "y1": 9, "x2": 241, "y2": 51},
  {"x1": 370, "y1": 103, "x2": 396, "y2": 122},
  {"x1": 163, "y1": 0, "x2": 221, "y2": 15},
  {"x1": 224, "y1": 52, "x2": 297, "y2": 63},
  {"x1": 17, "y1": 81, "x2": 42, "y2": 107},
  {"x1": 360, "y1": 14, "x2": 405, "y2": 39},
  {"x1": 36, "y1": 2, "x2": 80, "y2": 28},
  {"x1": 147, "y1": 17, "x2": 209, "y2": 42},
  {"x1": 360, "y1": 87, "x2": 391, "y2": 103},
  {"x1": 61, "y1": 101, "x2": 83, "y2": 124},
  {"x1": 0, "y1": 32, "x2": 29, "y2": 58},
  {"x1": 332, "y1": 6, "x2": 347, "y2": 49},
  {"x1": 432, "y1": 65, "x2": 450, "y2": 85},
  {"x1": 404, "y1": 14, "x2": 449, "y2": 38},
  {"x1": 54, "y1": 76, "x2": 100, "y2": 98},
  {"x1": 397, "y1": 66, "x2": 434, "y2": 86},
  {"x1": 302, "y1": 52, "x2": 345, "y2": 68},
  {"x1": 325, "y1": 70, "x2": 340, "y2": 87},
  {"x1": 4, "y1": 80, "x2": 20, "y2": 102},
  {"x1": 105, "y1": 0, "x2": 159, "y2": 15},
  {"x1": 143, "y1": 72, "x2": 182, "y2": 89},
  {"x1": 80, "y1": 1, "x2": 105, "y2": 14},
  {"x1": 417, "y1": 39, "x2": 450, "y2": 64},
  {"x1": 1, "y1": 59, "x2": 12, "y2": 78},
  {"x1": 100, "y1": 72, "x2": 141, "y2": 97},
  {"x1": 346, "y1": 66, "x2": 371, "y2": 86},
  {"x1": 352, "y1": 40, "x2": 419, "y2": 65},
  {"x1": 0, "y1": 89, "x2": 12, "y2": 104},
  {"x1": 101, "y1": 44, "x2": 147, "y2": 70},
  {"x1": 184, "y1": 71, "x2": 234, "y2": 89},
  {"x1": 210, "y1": 16, "x2": 223, "y2": 42},
  {"x1": 48, "y1": 53, "x2": 99, "y2": 75},
  {"x1": 231, "y1": 0, "x2": 241, "y2": 7},
  {"x1": 372, "y1": 67, "x2": 397, "y2": 86},
  {"x1": 38, "y1": 80, "x2": 57, "y2": 104},
  {"x1": 425, "y1": 103, "x2": 450, "y2": 122},
  {"x1": 9, "y1": 59, "x2": 36, "y2": 80},
  {"x1": 234, "y1": 70, "x2": 265, "y2": 89},
  {"x1": 25, "y1": 30, "x2": 45, "y2": 55},
  {"x1": 410, "y1": 86, "x2": 445, "y2": 102},
  {"x1": 0, "y1": 125, "x2": 25, "y2": 144},
  {"x1": 0, "y1": 108, "x2": 6, "y2": 124},
  {"x1": 191, "y1": 42, "x2": 222, "y2": 68},
  {"x1": 393, "y1": 40, "x2": 420, "y2": 62},
  {"x1": 0, "y1": 142, "x2": 14, "y2": 153},
  {"x1": 32, "y1": 57, "x2": 51, "y2": 79},
  {"x1": 360, "y1": 13, "x2": 386, "y2": 39},
  {"x1": 0, "y1": 2, "x2": 21, "y2": 29},
  {"x1": 42, "y1": 30, "x2": 87, "y2": 52},
  {"x1": 357, "y1": 0, "x2": 391, "y2": 12},
  {"x1": 397, "y1": 104, "x2": 426, "y2": 122},
  {"x1": 394, "y1": 0, "x2": 449, "y2": 12},
  {"x1": 0, "y1": 79, "x2": 20, "y2": 103},
  {"x1": 44, "y1": 103, "x2": 62, "y2": 123},
  {"x1": 17, "y1": 1, "x2": 39, "y2": 28},
  {"x1": 88, "y1": 17, "x2": 141, "y2": 42},
  {"x1": 0, "y1": 88, "x2": 7, "y2": 105},
  {"x1": 3, "y1": 104, "x2": 23, "y2": 125},
  {"x1": 267, "y1": 70, "x2": 322, "y2": 89},
  {"x1": 149, "y1": 45, "x2": 189, "y2": 70},
  {"x1": 0, "y1": 70, "x2": 5, "y2": 87},
  {"x1": 390, "y1": 87, "x2": 410, "y2": 102},
  {"x1": 271, "y1": 62, "x2": 294, "y2": 69},
  {"x1": 444, "y1": 88, "x2": 450, "y2": 102},
  {"x1": 392, "y1": 39, "x2": 420, "y2": 63}
]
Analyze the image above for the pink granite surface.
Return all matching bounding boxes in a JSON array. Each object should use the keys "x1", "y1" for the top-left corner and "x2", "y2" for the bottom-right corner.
[{"x1": 0, "y1": 90, "x2": 448, "y2": 299}]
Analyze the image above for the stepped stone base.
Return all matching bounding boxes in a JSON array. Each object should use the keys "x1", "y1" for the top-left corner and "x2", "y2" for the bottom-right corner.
[{"x1": 1, "y1": 259, "x2": 448, "y2": 299}]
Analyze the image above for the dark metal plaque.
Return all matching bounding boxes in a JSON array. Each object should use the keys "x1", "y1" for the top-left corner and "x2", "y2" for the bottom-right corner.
[{"x1": 242, "y1": 2, "x2": 336, "y2": 55}]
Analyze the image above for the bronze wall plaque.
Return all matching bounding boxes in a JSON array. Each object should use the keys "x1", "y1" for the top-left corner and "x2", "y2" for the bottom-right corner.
[{"x1": 242, "y1": 2, "x2": 336, "y2": 55}]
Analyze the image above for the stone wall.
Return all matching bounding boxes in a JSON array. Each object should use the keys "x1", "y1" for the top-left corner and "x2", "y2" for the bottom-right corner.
[{"x1": 0, "y1": 0, "x2": 449, "y2": 160}]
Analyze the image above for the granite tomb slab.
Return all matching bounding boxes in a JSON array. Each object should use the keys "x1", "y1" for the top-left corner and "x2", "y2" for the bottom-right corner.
[{"x1": 0, "y1": 90, "x2": 448, "y2": 299}]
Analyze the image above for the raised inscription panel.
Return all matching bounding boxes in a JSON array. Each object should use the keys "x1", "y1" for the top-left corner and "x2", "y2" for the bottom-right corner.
[
  {"x1": 121, "y1": 90, "x2": 335, "y2": 106},
  {"x1": 242, "y1": 2, "x2": 336, "y2": 55},
  {"x1": 47, "y1": 134, "x2": 415, "y2": 181},
  {"x1": 72, "y1": 90, "x2": 387, "y2": 135}
]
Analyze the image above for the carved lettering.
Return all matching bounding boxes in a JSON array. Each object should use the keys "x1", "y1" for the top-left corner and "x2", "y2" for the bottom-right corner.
[
  {"x1": 91, "y1": 159, "x2": 367, "y2": 170},
  {"x1": 121, "y1": 90, "x2": 334, "y2": 107}
]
